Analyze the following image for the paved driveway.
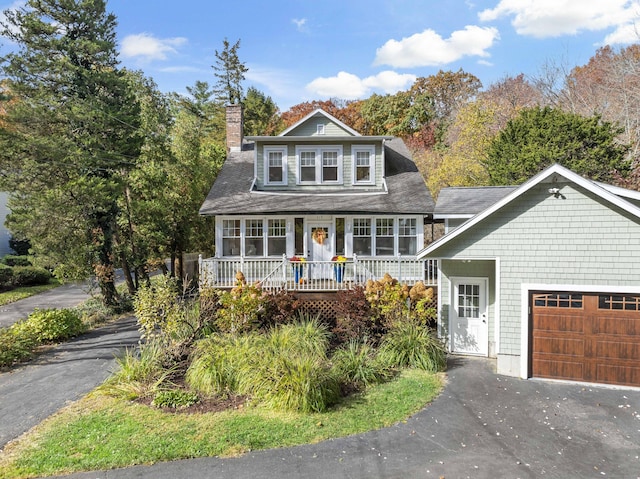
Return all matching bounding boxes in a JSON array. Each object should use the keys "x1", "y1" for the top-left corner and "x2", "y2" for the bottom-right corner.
[{"x1": 58, "y1": 357, "x2": 639, "y2": 479}]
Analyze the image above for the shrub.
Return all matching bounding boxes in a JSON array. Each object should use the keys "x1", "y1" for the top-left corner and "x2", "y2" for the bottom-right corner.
[
  {"x1": 186, "y1": 334, "x2": 254, "y2": 396},
  {"x1": 151, "y1": 389, "x2": 199, "y2": 409},
  {"x1": 331, "y1": 340, "x2": 392, "y2": 389},
  {"x1": 198, "y1": 286, "x2": 221, "y2": 329},
  {"x1": 188, "y1": 318, "x2": 339, "y2": 413},
  {"x1": 98, "y1": 342, "x2": 171, "y2": 400},
  {"x1": 1, "y1": 255, "x2": 31, "y2": 267},
  {"x1": 365, "y1": 275, "x2": 411, "y2": 328},
  {"x1": 24, "y1": 308, "x2": 85, "y2": 342},
  {"x1": 333, "y1": 286, "x2": 381, "y2": 344},
  {"x1": 11, "y1": 266, "x2": 51, "y2": 287},
  {"x1": 0, "y1": 326, "x2": 38, "y2": 367},
  {"x1": 378, "y1": 322, "x2": 447, "y2": 373},
  {"x1": 262, "y1": 290, "x2": 300, "y2": 328},
  {"x1": 134, "y1": 275, "x2": 181, "y2": 341},
  {"x1": 0, "y1": 264, "x2": 13, "y2": 289},
  {"x1": 216, "y1": 282, "x2": 270, "y2": 334}
]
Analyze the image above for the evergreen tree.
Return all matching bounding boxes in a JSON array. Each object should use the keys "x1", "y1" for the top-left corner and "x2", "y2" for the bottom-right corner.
[
  {"x1": 484, "y1": 106, "x2": 630, "y2": 185},
  {"x1": 212, "y1": 38, "x2": 248, "y2": 105},
  {"x1": 0, "y1": 0, "x2": 141, "y2": 306}
]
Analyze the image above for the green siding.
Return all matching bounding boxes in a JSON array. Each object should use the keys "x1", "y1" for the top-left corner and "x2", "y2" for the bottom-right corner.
[
  {"x1": 435, "y1": 181, "x2": 640, "y2": 357},
  {"x1": 286, "y1": 113, "x2": 353, "y2": 137}
]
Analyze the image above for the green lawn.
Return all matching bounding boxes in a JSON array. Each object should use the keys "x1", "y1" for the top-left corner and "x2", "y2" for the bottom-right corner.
[
  {"x1": 0, "y1": 369, "x2": 442, "y2": 479},
  {"x1": 0, "y1": 280, "x2": 62, "y2": 307}
]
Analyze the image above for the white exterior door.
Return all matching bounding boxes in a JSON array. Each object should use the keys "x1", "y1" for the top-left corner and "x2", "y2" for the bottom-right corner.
[
  {"x1": 451, "y1": 278, "x2": 488, "y2": 356},
  {"x1": 308, "y1": 223, "x2": 333, "y2": 279}
]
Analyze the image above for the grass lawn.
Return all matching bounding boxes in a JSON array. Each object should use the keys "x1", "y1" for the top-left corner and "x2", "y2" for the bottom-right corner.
[
  {"x1": 0, "y1": 369, "x2": 442, "y2": 479},
  {"x1": 0, "y1": 280, "x2": 62, "y2": 307}
]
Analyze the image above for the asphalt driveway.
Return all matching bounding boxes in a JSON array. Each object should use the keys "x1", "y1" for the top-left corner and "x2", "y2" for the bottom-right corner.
[{"x1": 58, "y1": 357, "x2": 640, "y2": 479}]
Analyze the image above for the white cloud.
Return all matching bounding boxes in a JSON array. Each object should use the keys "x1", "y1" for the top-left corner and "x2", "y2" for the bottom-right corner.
[
  {"x1": 120, "y1": 33, "x2": 187, "y2": 61},
  {"x1": 604, "y1": 22, "x2": 640, "y2": 44},
  {"x1": 306, "y1": 71, "x2": 416, "y2": 100},
  {"x1": 292, "y1": 18, "x2": 308, "y2": 32},
  {"x1": 373, "y1": 26, "x2": 499, "y2": 68},
  {"x1": 479, "y1": 0, "x2": 640, "y2": 42}
]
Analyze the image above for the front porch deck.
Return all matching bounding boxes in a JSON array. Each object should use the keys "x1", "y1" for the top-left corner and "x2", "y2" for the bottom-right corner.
[{"x1": 199, "y1": 255, "x2": 438, "y2": 291}]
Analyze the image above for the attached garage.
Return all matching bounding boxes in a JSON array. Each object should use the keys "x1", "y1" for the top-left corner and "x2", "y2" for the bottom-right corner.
[
  {"x1": 418, "y1": 164, "x2": 640, "y2": 386},
  {"x1": 531, "y1": 292, "x2": 640, "y2": 387}
]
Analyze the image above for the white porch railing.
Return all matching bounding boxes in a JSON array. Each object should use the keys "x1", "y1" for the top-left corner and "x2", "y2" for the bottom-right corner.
[{"x1": 199, "y1": 254, "x2": 437, "y2": 292}]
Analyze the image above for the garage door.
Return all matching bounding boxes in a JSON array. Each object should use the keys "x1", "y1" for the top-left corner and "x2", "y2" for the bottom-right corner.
[{"x1": 531, "y1": 292, "x2": 640, "y2": 387}]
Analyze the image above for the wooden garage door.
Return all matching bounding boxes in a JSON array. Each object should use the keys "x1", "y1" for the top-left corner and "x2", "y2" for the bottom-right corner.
[{"x1": 531, "y1": 292, "x2": 640, "y2": 387}]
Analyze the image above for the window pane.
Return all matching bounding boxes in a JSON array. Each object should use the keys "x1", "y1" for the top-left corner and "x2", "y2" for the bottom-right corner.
[
  {"x1": 353, "y1": 218, "x2": 371, "y2": 255},
  {"x1": 223, "y1": 238, "x2": 240, "y2": 256},
  {"x1": 398, "y1": 237, "x2": 416, "y2": 255},
  {"x1": 376, "y1": 218, "x2": 394, "y2": 256},
  {"x1": 222, "y1": 220, "x2": 240, "y2": 256},
  {"x1": 355, "y1": 151, "x2": 371, "y2": 182},
  {"x1": 245, "y1": 220, "x2": 263, "y2": 256},
  {"x1": 335, "y1": 218, "x2": 345, "y2": 255},
  {"x1": 322, "y1": 151, "x2": 338, "y2": 182},
  {"x1": 267, "y1": 219, "x2": 287, "y2": 256},
  {"x1": 300, "y1": 151, "x2": 315, "y2": 182},
  {"x1": 268, "y1": 151, "x2": 283, "y2": 182},
  {"x1": 295, "y1": 218, "x2": 304, "y2": 255}
]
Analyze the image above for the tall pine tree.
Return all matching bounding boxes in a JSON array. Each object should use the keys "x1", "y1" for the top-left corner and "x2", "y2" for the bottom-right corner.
[
  {"x1": 212, "y1": 38, "x2": 248, "y2": 105},
  {"x1": 0, "y1": 0, "x2": 142, "y2": 306}
]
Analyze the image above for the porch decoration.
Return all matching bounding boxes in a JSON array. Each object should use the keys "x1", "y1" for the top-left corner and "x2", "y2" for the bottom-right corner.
[
  {"x1": 312, "y1": 228, "x2": 327, "y2": 244},
  {"x1": 290, "y1": 256, "x2": 306, "y2": 283},
  {"x1": 332, "y1": 255, "x2": 347, "y2": 283}
]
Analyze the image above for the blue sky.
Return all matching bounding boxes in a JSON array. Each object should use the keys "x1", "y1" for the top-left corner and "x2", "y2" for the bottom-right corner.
[{"x1": 2, "y1": 0, "x2": 640, "y2": 110}]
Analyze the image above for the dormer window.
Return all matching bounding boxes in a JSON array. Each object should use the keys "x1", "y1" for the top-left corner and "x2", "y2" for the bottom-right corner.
[
  {"x1": 352, "y1": 145, "x2": 375, "y2": 185},
  {"x1": 264, "y1": 146, "x2": 287, "y2": 185},
  {"x1": 317, "y1": 124, "x2": 325, "y2": 135},
  {"x1": 296, "y1": 145, "x2": 343, "y2": 185}
]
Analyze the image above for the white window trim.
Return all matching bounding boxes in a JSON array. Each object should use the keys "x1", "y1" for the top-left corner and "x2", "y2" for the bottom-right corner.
[
  {"x1": 295, "y1": 145, "x2": 343, "y2": 185},
  {"x1": 264, "y1": 146, "x2": 288, "y2": 186},
  {"x1": 352, "y1": 145, "x2": 376, "y2": 185}
]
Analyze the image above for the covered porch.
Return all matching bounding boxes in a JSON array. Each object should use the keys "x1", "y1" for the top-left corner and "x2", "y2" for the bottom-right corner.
[{"x1": 199, "y1": 254, "x2": 438, "y2": 291}]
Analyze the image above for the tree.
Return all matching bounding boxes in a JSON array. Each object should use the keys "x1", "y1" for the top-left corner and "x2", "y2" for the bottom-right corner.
[
  {"x1": 484, "y1": 107, "x2": 630, "y2": 185},
  {"x1": 0, "y1": 0, "x2": 141, "y2": 306},
  {"x1": 243, "y1": 87, "x2": 282, "y2": 136},
  {"x1": 212, "y1": 38, "x2": 248, "y2": 105}
]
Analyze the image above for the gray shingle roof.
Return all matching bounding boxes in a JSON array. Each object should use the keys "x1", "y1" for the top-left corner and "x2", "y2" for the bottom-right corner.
[
  {"x1": 199, "y1": 138, "x2": 434, "y2": 216},
  {"x1": 434, "y1": 186, "x2": 518, "y2": 216}
]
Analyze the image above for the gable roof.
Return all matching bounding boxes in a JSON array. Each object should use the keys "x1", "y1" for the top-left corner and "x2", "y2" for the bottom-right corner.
[
  {"x1": 199, "y1": 138, "x2": 434, "y2": 216},
  {"x1": 434, "y1": 186, "x2": 518, "y2": 218},
  {"x1": 278, "y1": 108, "x2": 361, "y2": 137},
  {"x1": 418, "y1": 163, "x2": 640, "y2": 258}
]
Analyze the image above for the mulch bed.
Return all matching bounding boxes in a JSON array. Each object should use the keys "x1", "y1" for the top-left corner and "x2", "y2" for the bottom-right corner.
[{"x1": 136, "y1": 393, "x2": 247, "y2": 414}]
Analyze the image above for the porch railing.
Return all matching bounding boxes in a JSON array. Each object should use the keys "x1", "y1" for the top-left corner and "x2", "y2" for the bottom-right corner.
[{"x1": 199, "y1": 254, "x2": 437, "y2": 292}]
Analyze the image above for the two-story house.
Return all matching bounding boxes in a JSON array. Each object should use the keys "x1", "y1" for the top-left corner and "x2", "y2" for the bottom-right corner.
[{"x1": 199, "y1": 106, "x2": 436, "y2": 291}]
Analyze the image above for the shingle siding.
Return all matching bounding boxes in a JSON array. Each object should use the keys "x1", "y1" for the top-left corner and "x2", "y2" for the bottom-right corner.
[{"x1": 437, "y1": 181, "x2": 640, "y2": 356}]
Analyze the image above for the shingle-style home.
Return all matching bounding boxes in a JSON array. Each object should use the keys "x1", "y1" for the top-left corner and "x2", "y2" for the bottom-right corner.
[
  {"x1": 419, "y1": 163, "x2": 640, "y2": 388},
  {"x1": 199, "y1": 106, "x2": 436, "y2": 291}
]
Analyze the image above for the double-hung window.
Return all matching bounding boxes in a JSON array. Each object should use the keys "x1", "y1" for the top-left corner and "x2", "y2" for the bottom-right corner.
[
  {"x1": 398, "y1": 218, "x2": 417, "y2": 255},
  {"x1": 352, "y1": 145, "x2": 375, "y2": 184},
  {"x1": 353, "y1": 218, "x2": 372, "y2": 256},
  {"x1": 267, "y1": 219, "x2": 287, "y2": 256},
  {"x1": 375, "y1": 218, "x2": 394, "y2": 256},
  {"x1": 296, "y1": 146, "x2": 342, "y2": 184},
  {"x1": 222, "y1": 219, "x2": 241, "y2": 256},
  {"x1": 300, "y1": 151, "x2": 316, "y2": 182},
  {"x1": 244, "y1": 219, "x2": 264, "y2": 256},
  {"x1": 264, "y1": 146, "x2": 287, "y2": 185}
]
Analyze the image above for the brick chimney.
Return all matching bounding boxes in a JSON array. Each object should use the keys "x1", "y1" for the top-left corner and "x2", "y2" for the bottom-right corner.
[{"x1": 226, "y1": 104, "x2": 244, "y2": 152}]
